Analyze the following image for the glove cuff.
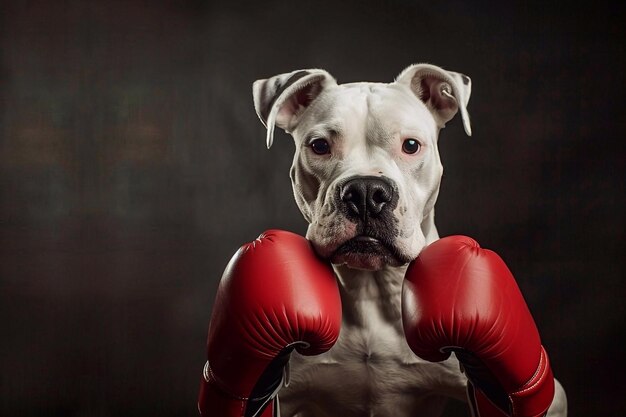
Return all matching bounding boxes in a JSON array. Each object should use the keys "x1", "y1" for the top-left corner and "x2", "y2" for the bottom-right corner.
[
  {"x1": 509, "y1": 346, "x2": 555, "y2": 417},
  {"x1": 198, "y1": 361, "x2": 279, "y2": 417},
  {"x1": 467, "y1": 347, "x2": 555, "y2": 417}
]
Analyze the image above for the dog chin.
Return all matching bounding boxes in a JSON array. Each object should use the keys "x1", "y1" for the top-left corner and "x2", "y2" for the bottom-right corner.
[
  {"x1": 331, "y1": 252, "x2": 403, "y2": 270},
  {"x1": 328, "y1": 237, "x2": 407, "y2": 270}
]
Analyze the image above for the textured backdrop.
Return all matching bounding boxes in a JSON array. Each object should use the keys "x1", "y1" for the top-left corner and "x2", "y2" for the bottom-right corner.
[{"x1": 0, "y1": 1, "x2": 624, "y2": 415}]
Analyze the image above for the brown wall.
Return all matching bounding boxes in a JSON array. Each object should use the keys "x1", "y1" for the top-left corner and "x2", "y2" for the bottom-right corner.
[{"x1": 1, "y1": 1, "x2": 624, "y2": 415}]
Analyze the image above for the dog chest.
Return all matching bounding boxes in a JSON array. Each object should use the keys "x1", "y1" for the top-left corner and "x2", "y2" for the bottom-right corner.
[{"x1": 279, "y1": 296, "x2": 464, "y2": 416}]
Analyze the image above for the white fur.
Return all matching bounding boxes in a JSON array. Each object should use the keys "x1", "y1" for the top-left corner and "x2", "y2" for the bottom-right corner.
[{"x1": 253, "y1": 64, "x2": 567, "y2": 416}]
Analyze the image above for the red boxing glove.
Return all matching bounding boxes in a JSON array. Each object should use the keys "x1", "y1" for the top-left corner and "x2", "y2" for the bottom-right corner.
[
  {"x1": 402, "y1": 236, "x2": 555, "y2": 417},
  {"x1": 198, "y1": 230, "x2": 342, "y2": 417}
]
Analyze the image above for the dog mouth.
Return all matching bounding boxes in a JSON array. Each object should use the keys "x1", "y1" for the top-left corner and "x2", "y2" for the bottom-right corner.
[{"x1": 330, "y1": 234, "x2": 409, "y2": 269}]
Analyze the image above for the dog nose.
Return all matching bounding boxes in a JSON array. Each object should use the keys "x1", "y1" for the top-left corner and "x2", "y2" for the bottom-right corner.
[{"x1": 340, "y1": 176, "x2": 395, "y2": 220}]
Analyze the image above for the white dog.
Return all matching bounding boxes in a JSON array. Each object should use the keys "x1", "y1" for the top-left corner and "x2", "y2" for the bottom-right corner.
[{"x1": 252, "y1": 64, "x2": 567, "y2": 417}]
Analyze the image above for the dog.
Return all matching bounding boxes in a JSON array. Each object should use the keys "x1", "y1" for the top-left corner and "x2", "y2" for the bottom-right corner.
[{"x1": 252, "y1": 64, "x2": 567, "y2": 417}]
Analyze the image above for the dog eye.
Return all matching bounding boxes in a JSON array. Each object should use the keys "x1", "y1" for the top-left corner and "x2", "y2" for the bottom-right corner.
[
  {"x1": 310, "y1": 138, "x2": 331, "y2": 155},
  {"x1": 402, "y1": 139, "x2": 421, "y2": 154}
]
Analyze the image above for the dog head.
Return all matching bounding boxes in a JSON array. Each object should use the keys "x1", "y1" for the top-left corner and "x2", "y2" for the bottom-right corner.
[{"x1": 253, "y1": 64, "x2": 471, "y2": 270}]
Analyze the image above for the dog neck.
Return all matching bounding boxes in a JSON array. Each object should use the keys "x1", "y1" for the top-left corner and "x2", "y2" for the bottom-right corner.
[
  {"x1": 330, "y1": 209, "x2": 440, "y2": 328},
  {"x1": 333, "y1": 264, "x2": 407, "y2": 328}
]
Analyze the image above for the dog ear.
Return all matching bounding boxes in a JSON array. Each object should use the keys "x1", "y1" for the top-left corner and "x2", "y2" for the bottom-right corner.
[
  {"x1": 253, "y1": 69, "x2": 336, "y2": 148},
  {"x1": 395, "y1": 64, "x2": 472, "y2": 136}
]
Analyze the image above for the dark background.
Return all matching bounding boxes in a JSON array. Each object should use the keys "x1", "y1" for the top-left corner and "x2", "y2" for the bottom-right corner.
[{"x1": 1, "y1": 1, "x2": 624, "y2": 416}]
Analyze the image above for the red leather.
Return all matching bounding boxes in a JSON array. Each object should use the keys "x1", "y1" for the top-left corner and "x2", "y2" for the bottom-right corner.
[
  {"x1": 402, "y1": 235, "x2": 555, "y2": 417},
  {"x1": 198, "y1": 230, "x2": 342, "y2": 417}
]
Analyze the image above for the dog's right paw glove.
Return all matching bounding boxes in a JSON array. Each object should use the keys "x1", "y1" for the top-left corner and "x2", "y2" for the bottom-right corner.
[
  {"x1": 401, "y1": 235, "x2": 555, "y2": 417},
  {"x1": 198, "y1": 230, "x2": 342, "y2": 417}
]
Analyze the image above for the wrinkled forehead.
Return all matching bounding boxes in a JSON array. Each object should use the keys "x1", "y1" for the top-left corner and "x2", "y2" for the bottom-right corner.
[{"x1": 294, "y1": 82, "x2": 437, "y2": 141}]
